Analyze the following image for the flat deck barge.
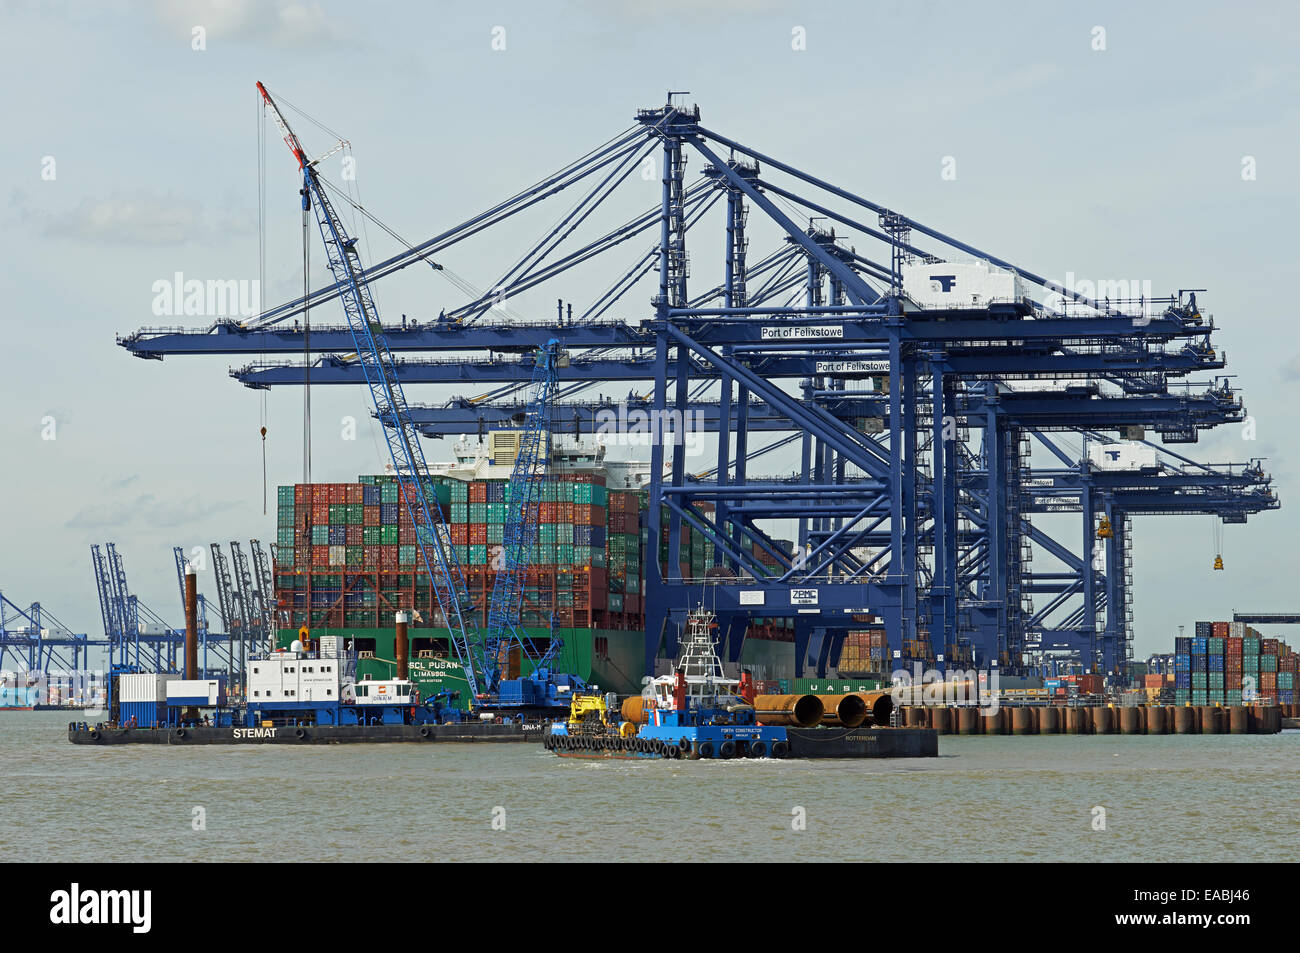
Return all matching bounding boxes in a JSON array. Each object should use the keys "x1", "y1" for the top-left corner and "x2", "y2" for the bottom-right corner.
[{"x1": 68, "y1": 722, "x2": 543, "y2": 745}]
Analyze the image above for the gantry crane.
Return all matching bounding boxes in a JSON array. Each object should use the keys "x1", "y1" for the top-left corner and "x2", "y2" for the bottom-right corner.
[{"x1": 123, "y1": 94, "x2": 1281, "y2": 680}]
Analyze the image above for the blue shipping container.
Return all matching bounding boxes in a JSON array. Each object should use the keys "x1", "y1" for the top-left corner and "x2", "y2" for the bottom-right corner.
[{"x1": 119, "y1": 700, "x2": 163, "y2": 727}]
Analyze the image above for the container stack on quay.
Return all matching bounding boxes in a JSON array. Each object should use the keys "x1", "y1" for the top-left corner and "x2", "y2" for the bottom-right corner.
[{"x1": 1172, "y1": 622, "x2": 1297, "y2": 708}]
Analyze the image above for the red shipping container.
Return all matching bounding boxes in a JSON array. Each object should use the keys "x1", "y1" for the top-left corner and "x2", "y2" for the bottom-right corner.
[
  {"x1": 468, "y1": 524, "x2": 487, "y2": 545},
  {"x1": 295, "y1": 484, "x2": 308, "y2": 504},
  {"x1": 380, "y1": 546, "x2": 398, "y2": 566},
  {"x1": 329, "y1": 484, "x2": 348, "y2": 504},
  {"x1": 346, "y1": 484, "x2": 364, "y2": 504},
  {"x1": 1226, "y1": 673, "x2": 1243, "y2": 690},
  {"x1": 311, "y1": 546, "x2": 329, "y2": 566},
  {"x1": 346, "y1": 526, "x2": 362, "y2": 546},
  {"x1": 309, "y1": 504, "x2": 328, "y2": 524},
  {"x1": 312, "y1": 485, "x2": 330, "y2": 503},
  {"x1": 363, "y1": 546, "x2": 381, "y2": 565},
  {"x1": 450, "y1": 525, "x2": 468, "y2": 545},
  {"x1": 469, "y1": 482, "x2": 487, "y2": 503},
  {"x1": 363, "y1": 506, "x2": 380, "y2": 526},
  {"x1": 1226, "y1": 637, "x2": 1243, "y2": 656}
]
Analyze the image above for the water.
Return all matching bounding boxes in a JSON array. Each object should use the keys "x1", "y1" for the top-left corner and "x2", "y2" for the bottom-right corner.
[{"x1": 4, "y1": 712, "x2": 1296, "y2": 862}]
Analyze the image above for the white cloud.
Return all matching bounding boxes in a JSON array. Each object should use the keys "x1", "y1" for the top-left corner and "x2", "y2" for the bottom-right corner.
[
  {"x1": 41, "y1": 192, "x2": 206, "y2": 244},
  {"x1": 153, "y1": 0, "x2": 342, "y2": 49}
]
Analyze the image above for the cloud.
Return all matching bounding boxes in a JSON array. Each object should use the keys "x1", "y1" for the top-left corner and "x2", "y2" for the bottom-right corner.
[
  {"x1": 153, "y1": 0, "x2": 343, "y2": 49},
  {"x1": 41, "y1": 192, "x2": 205, "y2": 245},
  {"x1": 65, "y1": 493, "x2": 241, "y2": 531}
]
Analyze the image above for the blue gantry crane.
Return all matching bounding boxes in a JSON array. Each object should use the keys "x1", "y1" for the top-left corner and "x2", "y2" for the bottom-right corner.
[
  {"x1": 91, "y1": 542, "x2": 183, "y2": 672},
  {"x1": 118, "y1": 92, "x2": 1280, "y2": 680}
]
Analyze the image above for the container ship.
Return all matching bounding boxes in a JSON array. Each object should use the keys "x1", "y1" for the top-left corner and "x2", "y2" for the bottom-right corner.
[{"x1": 269, "y1": 439, "x2": 803, "y2": 706}]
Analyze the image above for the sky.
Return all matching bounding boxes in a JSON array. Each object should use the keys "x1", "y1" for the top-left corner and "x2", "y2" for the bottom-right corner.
[{"x1": 1, "y1": 0, "x2": 1298, "y2": 666}]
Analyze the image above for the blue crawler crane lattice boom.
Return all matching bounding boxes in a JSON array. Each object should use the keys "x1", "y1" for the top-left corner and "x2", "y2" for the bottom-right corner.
[{"x1": 256, "y1": 80, "x2": 484, "y2": 699}]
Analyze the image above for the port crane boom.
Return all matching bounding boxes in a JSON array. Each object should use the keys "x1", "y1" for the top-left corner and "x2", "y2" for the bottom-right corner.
[
  {"x1": 483, "y1": 339, "x2": 565, "y2": 691},
  {"x1": 257, "y1": 81, "x2": 484, "y2": 698}
]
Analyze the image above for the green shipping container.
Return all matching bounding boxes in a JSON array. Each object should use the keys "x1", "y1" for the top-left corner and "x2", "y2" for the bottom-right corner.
[
  {"x1": 363, "y1": 526, "x2": 383, "y2": 546},
  {"x1": 381, "y1": 525, "x2": 399, "y2": 545},
  {"x1": 278, "y1": 485, "x2": 295, "y2": 505},
  {"x1": 277, "y1": 546, "x2": 294, "y2": 567},
  {"x1": 346, "y1": 545, "x2": 362, "y2": 565},
  {"x1": 312, "y1": 525, "x2": 329, "y2": 546},
  {"x1": 399, "y1": 545, "x2": 417, "y2": 565},
  {"x1": 450, "y1": 503, "x2": 468, "y2": 523},
  {"x1": 381, "y1": 484, "x2": 399, "y2": 504}
]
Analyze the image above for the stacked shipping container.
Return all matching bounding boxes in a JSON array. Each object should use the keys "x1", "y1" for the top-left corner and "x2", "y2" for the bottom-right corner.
[
  {"x1": 275, "y1": 473, "x2": 645, "y2": 632},
  {"x1": 1174, "y1": 622, "x2": 1297, "y2": 707}
]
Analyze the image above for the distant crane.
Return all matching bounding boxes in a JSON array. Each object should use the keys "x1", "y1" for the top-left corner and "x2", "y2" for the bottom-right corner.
[
  {"x1": 92, "y1": 543, "x2": 180, "y2": 671},
  {"x1": 209, "y1": 543, "x2": 246, "y2": 676},
  {"x1": 257, "y1": 80, "x2": 484, "y2": 698}
]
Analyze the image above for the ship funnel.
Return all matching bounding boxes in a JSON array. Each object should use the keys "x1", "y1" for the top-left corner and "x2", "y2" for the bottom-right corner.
[
  {"x1": 395, "y1": 611, "x2": 410, "y2": 680},
  {"x1": 183, "y1": 566, "x2": 198, "y2": 682},
  {"x1": 753, "y1": 694, "x2": 824, "y2": 728}
]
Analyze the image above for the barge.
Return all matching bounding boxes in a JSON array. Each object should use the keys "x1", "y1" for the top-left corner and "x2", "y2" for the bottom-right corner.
[{"x1": 546, "y1": 608, "x2": 936, "y2": 759}]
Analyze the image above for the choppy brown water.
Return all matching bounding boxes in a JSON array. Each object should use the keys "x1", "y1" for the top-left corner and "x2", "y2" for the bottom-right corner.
[{"x1": 3, "y1": 712, "x2": 1295, "y2": 862}]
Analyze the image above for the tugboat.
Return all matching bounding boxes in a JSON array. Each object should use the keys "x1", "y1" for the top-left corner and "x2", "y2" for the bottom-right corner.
[{"x1": 545, "y1": 607, "x2": 790, "y2": 759}]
